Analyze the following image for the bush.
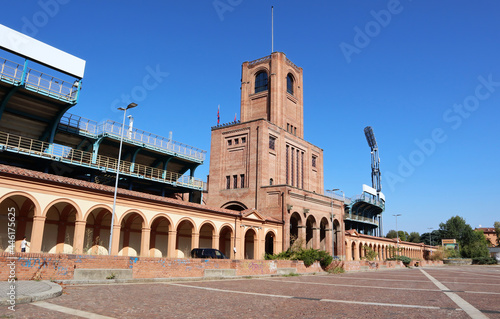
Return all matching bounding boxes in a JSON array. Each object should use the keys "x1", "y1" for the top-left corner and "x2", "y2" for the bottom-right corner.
[
  {"x1": 387, "y1": 255, "x2": 412, "y2": 266},
  {"x1": 429, "y1": 248, "x2": 444, "y2": 261},
  {"x1": 445, "y1": 249, "x2": 461, "y2": 258},
  {"x1": 472, "y1": 257, "x2": 497, "y2": 265},
  {"x1": 266, "y1": 248, "x2": 333, "y2": 269}
]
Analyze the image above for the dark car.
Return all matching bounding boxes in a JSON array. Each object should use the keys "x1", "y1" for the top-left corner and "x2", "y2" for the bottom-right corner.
[{"x1": 190, "y1": 248, "x2": 228, "y2": 259}]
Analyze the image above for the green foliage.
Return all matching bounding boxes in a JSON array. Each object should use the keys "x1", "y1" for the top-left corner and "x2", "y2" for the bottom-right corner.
[
  {"x1": 386, "y1": 230, "x2": 398, "y2": 239},
  {"x1": 420, "y1": 230, "x2": 442, "y2": 246},
  {"x1": 461, "y1": 230, "x2": 490, "y2": 258},
  {"x1": 439, "y1": 215, "x2": 489, "y2": 258},
  {"x1": 362, "y1": 245, "x2": 378, "y2": 261},
  {"x1": 444, "y1": 248, "x2": 461, "y2": 258},
  {"x1": 266, "y1": 248, "x2": 333, "y2": 269},
  {"x1": 387, "y1": 255, "x2": 412, "y2": 266},
  {"x1": 495, "y1": 221, "x2": 500, "y2": 246},
  {"x1": 397, "y1": 231, "x2": 409, "y2": 242},
  {"x1": 408, "y1": 232, "x2": 421, "y2": 243},
  {"x1": 106, "y1": 273, "x2": 116, "y2": 280},
  {"x1": 472, "y1": 257, "x2": 498, "y2": 265},
  {"x1": 327, "y1": 266, "x2": 345, "y2": 274}
]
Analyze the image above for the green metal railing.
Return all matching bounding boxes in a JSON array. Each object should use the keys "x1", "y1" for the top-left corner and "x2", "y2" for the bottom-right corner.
[
  {"x1": 0, "y1": 131, "x2": 203, "y2": 190},
  {"x1": 59, "y1": 113, "x2": 207, "y2": 162},
  {"x1": 0, "y1": 57, "x2": 78, "y2": 103}
]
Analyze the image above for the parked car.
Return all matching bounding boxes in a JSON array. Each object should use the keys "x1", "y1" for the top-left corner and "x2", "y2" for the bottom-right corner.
[{"x1": 190, "y1": 248, "x2": 228, "y2": 259}]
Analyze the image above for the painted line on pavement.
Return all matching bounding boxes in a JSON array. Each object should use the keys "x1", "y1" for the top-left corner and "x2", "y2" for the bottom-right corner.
[
  {"x1": 168, "y1": 283, "x2": 460, "y2": 312},
  {"x1": 32, "y1": 301, "x2": 116, "y2": 319},
  {"x1": 432, "y1": 269, "x2": 500, "y2": 280},
  {"x1": 259, "y1": 278, "x2": 442, "y2": 293},
  {"x1": 419, "y1": 268, "x2": 488, "y2": 319}
]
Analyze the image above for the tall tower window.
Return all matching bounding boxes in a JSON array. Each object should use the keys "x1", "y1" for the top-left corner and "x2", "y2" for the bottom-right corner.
[
  {"x1": 255, "y1": 71, "x2": 268, "y2": 93},
  {"x1": 226, "y1": 176, "x2": 231, "y2": 189},
  {"x1": 287, "y1": 73, "x2": 294, "y2": 95},
  {"x1": 233, "y1": 175, "x2": 238, "y2": 189}
]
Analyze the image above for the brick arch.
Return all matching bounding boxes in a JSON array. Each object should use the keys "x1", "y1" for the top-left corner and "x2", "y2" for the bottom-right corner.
[
  {"x1": 0, "y1": 191, "x2": 41, "y2": 217},
  {"x1": 219, "y1": 224, "x2": 234, "y2": 258},
  {"x1": 244, "y1": 228, "x2": 257, "y2": 259},
  {"x1": 84, "y1": 206, "x2": 112, "y2": 255},
  {"x1": 149, "y1": 214, "x2": 172, "y2": 257},
  {"x1": 83, "y1": 204, "x2": 112, "y2": 221},
  {"x1": 42, "y1": 198, "x2": 83, "y2": 221},
  {"x1": 117, "y1": 209, "x2": 147, "y2": 227},
  {"x1": 198, "y1": 221, "x2": 216, "y2": 249},
  {"x1": 265, "y1": 230, "x2": 277, "y2": 256},
  {"x1": 149, "y1": 213, "x2": 173, "y2": 230}
]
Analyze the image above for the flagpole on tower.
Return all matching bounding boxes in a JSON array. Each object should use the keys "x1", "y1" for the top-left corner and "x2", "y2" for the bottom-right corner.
[{"x1": 271, "y1": 6, "x2": 274, "y2": 53}]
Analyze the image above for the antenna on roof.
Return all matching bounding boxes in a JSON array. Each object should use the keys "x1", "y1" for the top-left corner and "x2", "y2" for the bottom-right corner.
[{"x1": 271, "y1": 6, "x2": 274, "y2": 53}]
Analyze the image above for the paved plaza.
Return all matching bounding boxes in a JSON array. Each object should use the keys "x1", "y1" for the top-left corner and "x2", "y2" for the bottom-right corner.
[{"x1": 1, "y1": 266, "x2": 500, "y2": 318}]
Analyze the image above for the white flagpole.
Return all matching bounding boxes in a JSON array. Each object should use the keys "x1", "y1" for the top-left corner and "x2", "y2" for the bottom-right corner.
[{"x1": 271, "y1": 6, "x2": 274, "y2": 53}]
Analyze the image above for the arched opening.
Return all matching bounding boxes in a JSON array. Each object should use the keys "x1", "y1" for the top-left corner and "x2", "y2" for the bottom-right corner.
[
  {"x1": 150, "y1": 216, "x2": 170, "y2": 257},
  {"x1": 306, "y1": 216, "x2": 316, "y2": 249},
  {"x1": 0, "y1": 195, "x2": 35, "y2": 253},
  {"x1": 199, "y1": 223, "x2": 215, "y2": 248},
  {"x1": 289, "y1": 212, "x2": 301, "y2": 248},
  {"x1": 319, "y1": 217, "x2": 328, "y2": 251},
  {"x1": 265, "y1": 232, "x2": 275, "y2": 256},
  {"x1": 219, "y1": 226, "x2": 233, "y2": 258},
  {"x1": 84, "y1": 208, "x2": 111, "y2": 255},
  {"x1": 351, "y1": 241, "x2": 357, "y2": 260},
  {"x1": 255, "y1": 71, "x2": 268, "y2": 93},
  {"x1": 42, "y1": 202, "x2": 77, "y2": 253},
  {"x1": 286, "y1": 73, "x2": 294, "y2": 95},
  {"x1": 222, "y1": 201, "x2": 247, "y2": 212},
  {"x1": 176, "y1": 220, "x2": 194, "y2": 258},
  {"x1": 118, "y1": 212, "x2": 143, "y2": 257},
  {"x1": 244, "y1": 229, "x2": 256, "y2": 259},
  {"x1": 333, "y1": 219, "x2": 341, "y2": 256}
]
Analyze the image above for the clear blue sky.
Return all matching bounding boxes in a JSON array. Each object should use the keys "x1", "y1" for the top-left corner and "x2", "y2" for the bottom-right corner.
[{"x1": 1, "y1": 1, "x2": 499, "y2": 235}]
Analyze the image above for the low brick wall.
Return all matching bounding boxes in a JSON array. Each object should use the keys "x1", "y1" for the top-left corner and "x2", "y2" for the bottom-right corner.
[
  {"x1": 330, "y1": 259, "x2": 443, "y2": 272},
  {"x1": 0, "y1": 253, "x2": 323, "y2": 281}
]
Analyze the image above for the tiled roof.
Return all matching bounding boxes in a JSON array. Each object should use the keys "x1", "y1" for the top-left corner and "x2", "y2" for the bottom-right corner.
[{"x1": 0, "y1": 164, "x2": 280, "y2": 223}]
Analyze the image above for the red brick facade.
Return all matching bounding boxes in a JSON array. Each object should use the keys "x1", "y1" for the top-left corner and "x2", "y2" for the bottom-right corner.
[{"x1": 207, "y1": 52, "x2": 344, "y2": 257}]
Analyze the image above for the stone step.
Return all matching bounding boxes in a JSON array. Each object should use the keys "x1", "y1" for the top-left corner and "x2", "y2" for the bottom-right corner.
[
  {"x1": 277, "y1": 268, "x2": 297, "y2": 275},
  {"x1": 204, "y1": 269, "x2": 237, "y2": 277},
  {"x1": 73, "y1": 269, "x2": 133, "y2": 281}
]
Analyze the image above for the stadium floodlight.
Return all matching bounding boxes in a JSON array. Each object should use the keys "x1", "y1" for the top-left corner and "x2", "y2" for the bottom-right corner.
[{"x1": 364, "y1": 126, "x2": 377, "y2": 150}]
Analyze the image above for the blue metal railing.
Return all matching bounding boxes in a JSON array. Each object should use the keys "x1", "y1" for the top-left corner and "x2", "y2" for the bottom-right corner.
[
  {"x1": 0, "y1": 57, "x2": 79, "y2": 103},
  {"x1": 59, "y1": 113, "x2": 207, "y2": 162}
]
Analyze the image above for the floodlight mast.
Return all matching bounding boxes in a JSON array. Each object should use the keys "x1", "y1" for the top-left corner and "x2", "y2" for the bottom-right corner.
[{"x1": 364, "y1": 126, "x2": 381, "y2": 194}]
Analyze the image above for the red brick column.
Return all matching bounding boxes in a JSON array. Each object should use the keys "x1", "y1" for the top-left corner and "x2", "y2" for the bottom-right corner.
[
  {"x1": 167, "y1": 230, "x2": 177, "y2": 258},
  {"x1": 73, "y1": 220, "x2": 86, "y2": 255},
  {"x1": 110, "y1": 224, "x2": 121, "y2": 255}
]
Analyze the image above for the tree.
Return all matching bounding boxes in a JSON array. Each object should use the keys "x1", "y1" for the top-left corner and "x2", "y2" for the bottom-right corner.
[
  {"x1": 386, "y1": 230, "x2": 398, "y2": 239},
  {"x1": 408, "y1": 232, "x2": 421, "y2": 243},
  {"x1": 420, "y1": 230, "x2": 442, "y2": 246},
  {"x1": 397, "y1": 230, "x2": 408, "y2": 242},
  {"x1": 439, "y1": 215, "x2": 488, "y2": 258},
  {"x1": 495, "y1": 221, "x2": 500, "y2": 246}
]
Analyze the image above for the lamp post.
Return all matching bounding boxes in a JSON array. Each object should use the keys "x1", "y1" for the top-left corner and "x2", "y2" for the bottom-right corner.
[
  {"x1": 108, "y1": 103, "x2": 137, "y2": 255},
  {"x1": 326, "y1": 188, "x2": 339, "y2": 257},
  {"x1": 393, "y1": 214, "x2": 401, "y2": 257}
]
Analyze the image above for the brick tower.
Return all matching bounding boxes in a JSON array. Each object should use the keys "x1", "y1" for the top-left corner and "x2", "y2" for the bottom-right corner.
[{"x1": 207, "y1": 52, "x2": 344, "y2": 256}]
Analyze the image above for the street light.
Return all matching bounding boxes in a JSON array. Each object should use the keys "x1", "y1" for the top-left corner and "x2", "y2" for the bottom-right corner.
[
  {"x1": 393, "y1": 214, "x2": 401, "y2": 257},
  {"x1": 326, "y1": 188, "x2": 339, "y2": 257},
  {"x1": 108, "y1": 103, "x2": 137, "y2": 255},
  {"x1": 428, "y1": 227, "x2": 433, "y2": 246}
]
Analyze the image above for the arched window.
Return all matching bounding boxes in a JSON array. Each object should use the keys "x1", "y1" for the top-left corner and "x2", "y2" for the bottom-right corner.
[
  {"x1": 287, "y1": 73, "x2": 294, "y2": 95},
  {"x1": 255, "y1": 71, "x2": 268, "y2": 93}
]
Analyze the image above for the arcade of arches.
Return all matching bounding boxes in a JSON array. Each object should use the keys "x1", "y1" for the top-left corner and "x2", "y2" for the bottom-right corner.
[{"x1": 0, "y1": 169, "x2": 282, "y2": 260}]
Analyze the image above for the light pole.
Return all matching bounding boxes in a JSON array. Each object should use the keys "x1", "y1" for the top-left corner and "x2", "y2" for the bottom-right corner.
[
  {"x1": 428, "y1": 227, "x2": 433, "y2": 246},
  {"x1": 108, "y1": 103, "x2": 137, "y2": 255},
  {"x1": 393, "y1": 214, "x2": 401, "y2": 257},
  {"x1": 326, "y1": 188, "x2": 339, "y2": 256}
]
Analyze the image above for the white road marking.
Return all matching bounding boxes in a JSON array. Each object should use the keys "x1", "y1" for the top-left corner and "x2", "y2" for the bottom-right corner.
[
  {"x1": 168, "y1": 283, "x2": 460, "y2": 311},
  {"x1": 259, "y1": 278, "x2": 442, "y2": 292},
  {"x1": 419, "y1": 268, "x2": 488, "y2": 319},
  {"x1": 431, "y1": 269, "x2": 500, "y2": 280},
  {"x1": 32, "y1": 301, "x2": 116, "y2": 319}
]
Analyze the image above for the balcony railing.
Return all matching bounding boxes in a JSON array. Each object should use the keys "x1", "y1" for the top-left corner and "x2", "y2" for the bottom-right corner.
[
  {"x1": 59, "y1": 113, "x2": 206, "y2": 162},
  {"x1": 346, "y1": 213, "x2": 379, "y2": 225},
  {"x1": 0, "y1": 57, "x2": 79, "y2": 103},
  {"x1": 0, "y1": 131, "x2": 204, "y2": 190}
]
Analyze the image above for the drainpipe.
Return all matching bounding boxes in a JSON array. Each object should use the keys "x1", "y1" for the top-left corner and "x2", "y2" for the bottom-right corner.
[
  {"x1": 254, "y1": 126, "x2": 259, "y2": 209},
  {"x1": 281, "y1": 191, "x2": 286, "y2": 251}
]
